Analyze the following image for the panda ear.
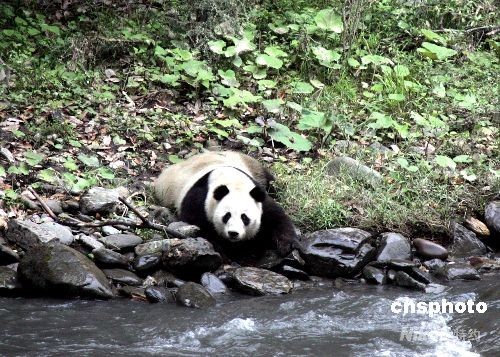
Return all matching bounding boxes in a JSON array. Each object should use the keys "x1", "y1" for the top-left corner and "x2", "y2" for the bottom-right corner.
[
  {"x1": 250, "y1": 186, "x2": 266, "y2": 202},
  {"x1": 213, "y1": 185, "x2": 229, "y2": 200}
]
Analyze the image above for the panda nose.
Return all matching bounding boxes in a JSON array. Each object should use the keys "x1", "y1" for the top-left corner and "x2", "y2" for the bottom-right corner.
[{"x1": 228, "y1": 231, "x2": 239, "y2": 239}]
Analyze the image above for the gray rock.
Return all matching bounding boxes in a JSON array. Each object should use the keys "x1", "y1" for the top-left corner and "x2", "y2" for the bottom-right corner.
[
  {"x1": 434, "y1": 264, "x2": 481, "y2": 281},
  {"x1": 255, "y1": 250, "x2": 284, "y2": 270},
  {"x1": 152, "y1": 270, "x2": 185, "y2": 288},
  {"x1": 299, "y1": 228, "x2": 375, "y2": 278},
  {"x1": 413, "y1": 238, "x2": 448, "y2": 260},
  {"x1": 39, "y1": 222, "x2": 74, "y2": 245},
  {"x1": 424, "y1": 283, "x2": 447, "y2": 294},
  {"x1": 0, "y1": 266, "x2": 23, "y2": 295},
  {"x1": 485, "y1": 201, "x2": 500, "y2": 235},
  {"x1": 77, "y1": 234, "x2": 105, "y2": 250},
  {"x1": 149, "y1": 205, "x2": 175, "y2": 225},
  {"x1": 423, "y1": 258, "x2": 446, "y2": 271},
  {"x1": 386, "y1": 269, "x2": 397, "y2": 282},
  {"x1": 376, "y1": 232, "x2": 411, "y2": 261},
  {"x1": 135, "y1": 239, "x2": 170, "y2": 256},
  {"x1": 464, "y1": 217, "x2": 490, "y2": 237},
  {"x1": 200, "y1": 272, "x2": 227, "y2": 294},
  {"x1": 326, "y1": 156, "x2": 382, "y2": 186},
  {"x1": 145, "y1": 286, "x2": 172, "y2": 303},
  {"x1": 167, "y1": 221, "x2": 200, "y2": 237},
  {"x1": 102, "y1": 268, "x2": 143, "y2": 286},
  {"x1": 6, "y1": 219, "x2": 62, "y2": 250},
  {"x1": 176, "y1": 282, "x2": 215, "y2": 308},
  {"x1": 92, "y1": 248, "x2": 130, "y2": 268},
  {"x1": 79, "y1": 186, "x2": 129, "y2": 215},
  {"x1": 162, "y1": 238, "x2": 222, "y2": 278},
  {"x1": 362, "y1": 266, "x2": 386, "y2": 284},
  {"x1": 99, "y1": 233, "x2": 143, "y2": 251},
  {"x1": 18, "y1": 243, "x2": 113, "y2": 299},
  {"x1": 280, "y1": 265, "x2": 309, "y2": 281},
  {"x1": 0, "y1": 244, "x2": 19, "y2": 265},
  {"x1": 102, "y1": 226, "x2": 121, "y2": 236},
  {"x1": 283, "y1": 249, "x2": 306, "y2": 269},
  {"x1": 61, "y1": 200, "x2": 80, "y2": 213},
  {"x1": 448, "y1": 223, "x2": 487, "y2": 258},
  {"x1": 394, "y1": 271, "x2": 426, "y2": 291},
  {"x1": 133, "y1": 253, "x2": 162, "y2": 272},
  {"x1": 118, "y1": 286, "x2": 146, "y2": 300},
  {"x1": 369, "y1": 259, "x2": 419, "y2": 270},
  {"x1": 228, "y1": 267, "x2": 292, "y2": 295},
  {"x1": 45, "y1": 200, "x2": 63, "y2": 215},
  {"x1": 407, "y1": 267, "x2": 433, "y2": 284}
]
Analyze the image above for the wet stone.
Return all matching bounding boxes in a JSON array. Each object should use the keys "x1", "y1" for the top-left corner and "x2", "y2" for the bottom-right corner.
[
  {"x1": 376, "y1": 232, "x2": 411, "y2": 261},
  {"x1": 228, "y1": 267, "x2": 292, "y2": 295},
  {"x1": 434, "y1": 264, "x2": 481, "y2": 281},
  {"x1": 92, "y1": 248, "x2": 130, "y2": 268},
  {"x1": 134, "y1": 239, "x2": 171, "y2": 256},
  {"x1": 394, "y1": 271, "x2": 426, "y2": 291},
  {"x1": 100, "y1": 234, "x2": 143, "y2": 251},
  {"x1": 101, "y1": 226, "x2": 121, "y2": 236},
  {"x1": 167, "y1": 221, "x2": 200, "y2": 238},
  {"x1": 0, "y1": 266, "x2": 23, "y2": 295},
  {"x1": 362, "y1": 266, "x2": 386, "y2": 285},
  {"x1": 145, "y1": 286, "x2": 173, "y2": 303},
  {"x1": 407, "y1": 267, "x2": 433, "y2": 285},
  {"x1": 484, "y1": 201, "x2": 500, "y2": 235},
  {"x1": 77, "y1": 234, "x2": 105, "y2": 250},
  {"x1": 17, "y1": 242, "x2": 113, "y2": 299},
  {"x1": 103, "y1": 269, "x2": 143, "y2": 286},
  {"x1": 448, "y1": 223, "x2": 487, "y2": 258},
  {"x1": 386, "y1": 269, "x2": 397, "y2": 282},
  {"x1": 0, "y1": 244, "x2": 20, "y2": 265},
  {"x1": 118, "y1": 286, "x2": 147, "y2": 301},
  {"x1": 79, "y1": 186, "x2": 129, "y2": 215},
  {"x1": 283, "y1": 249, "x2": 306, "y2": 269},
  {"x1": 6, "y1": 219, "x2": 61, "y2": 250},
  {"x1": 254, "y1": 250, "x2": 284, "y2": 270},
  {"x1": 464, "y1": 217, "x2": 490, "y2": 237},
  {"x1": 200, "y1": 272, "x2": 227, "y2": 295},
  {"x1": 152, "y1": 270, "x2": 185, "y2": 288},
  {"x1": 424, "y1": 283, "x2": 447, "y2": 294},
  {"x1": 369, "y1": 259, "x2": 418, "y2": 271},
  {"x1": 413, "y1": 238, "x2": 448, "y2": 260},
  {"x1": 176, "y1": 282, "x2": 215, "y2": 308},
  {"x1": 279, "y1": 265, "x2": 309, "y2": 281},
  {"x1": 133, "y1": 253, "x2": 162, "y2": 272},
  {"x1": 423, "y1": 258, "x2": 447, "y2": 271}
]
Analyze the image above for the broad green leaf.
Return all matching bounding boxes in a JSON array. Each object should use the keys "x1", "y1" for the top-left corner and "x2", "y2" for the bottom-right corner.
[
  {"x1": 257, "y1": 79, "x2": 277, "y2": 90},
  {"x1": 388, "y1": 93, "x2": 405, "y2": 101},
  {"x1": 453, "y1": 155, "x2": 472, "y2": 163},
  {"x1": 312, "y1": 46, "x2": 340, "y2": 67},
  {"x1": 432, "y1": 83, "x2": 446, "y2": 98},
  {"x1": 347, "y1": 57, "x2": 360, "y2": 67},
  {"x1": 310, "y1": 79, "x2": 325, "y2": 89},
  {"x1": 420, "y1": 29, "x2": 446, "y2": 45},
  {"x1": 418, "y1": 42, "x2": 457, "y2": 60},
  {"x1": 24, "y1": 151, "x2": 45, "y2": 166},
  {"x1": 264, "y1": 46, "x2": 287, "y2": 58},
  {"x1": 218, "y1": 69, "x2": 240, "y2": 87},
  {"x1": 168, "y1": 155, "x2": 183, "y2": 164},
  {"x1": 262, "y1": 99, "x2": 284, "y2": 113},
  {"x1": 0, "y1": 166, "x2": 5, "y2": 177},
  {"x1": 369, "y1": 112, "x2": 394, "y2": 129},
  {"x1": 291, "y1": 81, "x2": 314, "y2": 94},
  {"x1": 314, "y1": 9, "x2": 343, "y2": 33},
  {"x1": 393, "y1": 65, "x2": 410, "y2": 78},
  {"x1": 269, "y1": 123, "x2": 312, "y2": 152},
  {"x1": 231, "y1": 37, "x2": 256, "y2": 54},
  {"x1": 286, "y1": 101, "x2": 303, "y2": 112},
  {"x1": 171, "y1": 48, "x2": 192, "y2": 61},
  {"x1": 98, "y1": 167, "x2": 115, "y2": 180},
  {"x1": 214, "y1": 118, "x2": 242, "y2": 128},
  {"x1": 208, "y1": 40, "x2": 226, "y2": 54},
  {"x1": 256, "y1": 54, "x2": 283, "y2": 69},
  {"x1": 269, "y1": 23, "x2": 289, "y2": 34},
  {"x1": 397, "y1": 158, "x2": 409, "y2": 168},
  {"x1": 78, "y1": 154, "x2": 100, "y2": 167},
  {"x1": 237, "y1": 135, "x2": 264, "y2": 147},
  {"x1": 435, "y1": 155, "x2": 456, "y2": 170},
  {"x1": 154, "y1": 45, "x2": 168, "y2": 57},
  {"x1": 156, "y1": 74, "x2": 180, "y2": 85},
  {"x1": 38, "y1": 168, "x2": 58, "y2": 183},
  {"x1": 68, "y1": 139, "x2": 82, "y2": 147},
  {"x1": 361, "y1": 54, "x2": 392, "y2": 65},
  {"x1": 297, "y1": 110, "x2": 326, "y2": 130},
  {"x1": 63, "y1": 158, "x2": 79, "y2": 171},
  {"x1": 113, "y1": 135, "x2": 127, "y2": 145}
]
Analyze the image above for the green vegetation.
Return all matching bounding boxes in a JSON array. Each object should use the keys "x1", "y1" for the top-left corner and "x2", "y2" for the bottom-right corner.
[{"x1": 0, "y1": 0, "x2": 498, "y2": 237}]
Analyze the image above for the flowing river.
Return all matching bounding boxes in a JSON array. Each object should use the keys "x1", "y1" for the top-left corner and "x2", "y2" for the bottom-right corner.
[{"x1": 0, "y1": 274, "x2": 498, "y2": 357}]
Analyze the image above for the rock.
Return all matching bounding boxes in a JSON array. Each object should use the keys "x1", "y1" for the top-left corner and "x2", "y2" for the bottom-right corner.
[
  {"x1": 386, "y1": 269, "x2": 397, "y2": 282},
  {"x1": 176, "y1": 282, "x2": 215, "y2": 308},
  {"x1": 18, "y1": 243, "x2": 113, "y2": 299},
  {"x1": 468, "y1": 256, "x2": 500, "y2": 272},
  {"x1": 102, "y1": 269, "x2": 143, "y2": 286},
  {"x1": 61, "y1": 200, "x2": 80, "y2": 213},
  {"x1": 434, "y1": 264, "x2": 481, "y2": 281},
  {"x1": 152, "y1": 270, "x2": 185, "y2": 288},
  {"x1": 413, "y1": 238, "x2": 448, "y2": 260},
  {"x1": 118, "y1": 286, "x2": 147, "y2": 301},
  {"x1": 77, "y1": 234, "x2": 105, "y2": 250},
  {"x1": 0, "y1": 244, "x2": 19, "y2": 265},
  {"x1": 464, "y1": 217, "x2": 490, "y2": 237},
  {"x1": 162, "y1": 238, "x2": 222, "y2": 278},
  {"x1": 394, "y1": 271, "x2": 426, "y2": 291},
  {"x1": 283, "y1": 249, "x2": 306, "y2": 269},
  {"x1": 326, "y1": 156, "x2": 382, "y2": 187},
  {"x1": 149, "y1": 205, "x2": 174, "y2": 225},
  {"x1": 6, "y1": 219, "x2": 68, "y2": 250},
  {"x1": 484, "y1": 201, "x2": 500, "y2": 235},
  {"x1": 425, "y1": 283, "x2": 447, "y2": 294},
  {"x1": 376, "y1": 232, "x2": 411, "y2": 261},
  {"x1": 0, "y1": 266, "x2": 23, "y2": 295},
  {"x1": 228, "y1": 267, "x2": 292, "y2": 295},
  {"x1": 134, "y1": 239, "x2": 170, "y2": 256},
  {"x1": 102, "y1": 226, "x2": 121, "y2": 236},
  {"x1": 423, "y1": 258, "x2": 446, "y2": 271},
  {"x1": 133, "y1": 253, "x2": 162, "y2": 272},
  {"x1": 279, "y1": 265, "x2": 309, "y2": 281},
  {"x1": 369, "y1": 259, "x2": 418, "y2": 270},
  {"x1": 407, "y1": 267, "x2": 433, "y2": 284},
  {"x1": 362, "y1": 266, "x2": 386, "y2": 284},
  {"x1": 200, "y1": 272, "x2": 227, "y2": 295},
  {"x1": 45, "y1": 200, "x2": 63, "y2": 215},
  {"x1": 448, "y1": 223, "x2": 487, "y2": 258},
  {"x1": 39, "y1": 222, "x2": 75, "y2": 245},
  {"x1": 99, "y1": 233, "x2": 143, "y2": 251},
  {"x1": 254, "y1": 250, "x2": 284, "y2": 270},
  {"x1": 92, "y1": 248, "x2": 129, "y2": 268},
  {"x1": 299, "y1": 228, "x2": 375, "y2": 278},
  {"x1": 79, "y1": 186, "x2": 129, "y2": 215},
  {"x1": 167, "y1": 221, "x2": 200, "y2": 237},
  {"x1": 145, "y1": 286, "x2": 172, "y2": 303}
]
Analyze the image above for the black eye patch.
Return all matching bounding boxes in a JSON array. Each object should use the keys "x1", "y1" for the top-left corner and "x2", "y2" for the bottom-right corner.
[
  {"x1": 241, "y1": 214, "x2": 250, "y2": 226},
  {"x1": 222, "y1": 212, "x2": 231, "y2": 224}
]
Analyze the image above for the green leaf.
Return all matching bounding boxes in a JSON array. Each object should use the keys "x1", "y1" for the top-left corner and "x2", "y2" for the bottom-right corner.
[
  {"x1": 361, "y1": 54, "x2": 392, "y2": 65},
  {"x1": 218, "y1": 69, "x2": 240, "y2": 87},
  {"x1": 63, "y1": 158, "x2": 79, "y2": 171},
  {"x1": 388, "y1": 93, "x2": 405, "y2": 101},
  {"x1": 291, "y1": 81, "x2": 314, "y2": 94},
  {"x1": 347, "y1": 57, "x2": 360, "y2": 67},
  {"x1": 4, "y1": 189, "x2": 18, "y2": 201},
  {"x1": 264, "y1": 46, "x2": 287, "y2": 58},
  {"x1": 314, "y1": 9, "x2": 343, "y2": 33},
  {"x1": 255, "y1": 54, "x2": 283, "y2": 69},
  {"x1": 297, "y1": 110, "x2": 326, "y2": 130},
  {"x1": 78, "y1": 154, "x2": 100, "y2": 167},
  {"x1": 432, "y1": 83, "x2": 446, "y2": 98},
  {"x1": 68, "y1": 139, "x2": 82, "y2": 148},
  {"x1": 435, "y1": 155, "x2": 456, "y2": 170},
  {"x1": 420, "y1": 29, "x2": 446, "y2": 45},
  {"x1": 397, "y1": 158, "x2": 409, "y2": 168},
  {"x1": 154, "y1": 45, "x2": 168, "y2": 57},
  {"x1": 269, "y1": 123, "x2": 312, "y2": 152},
  {"x1": 393, "y1": 65, "x2": 410, "y2": 78},
  {"x1": 310, "y1": 79, "x2": 325, "y2": 89},
  {"x1": 230, "y1": 37, "x2": 256, "y2": 54},
  {"x1": 213, "y1": 118, "x2": 242, "y2": 128},
  {"x1": 418, "y1": 42, "x2": 457, "y2": 60},
  {"x1": 262, "y1": 99, "x2": 284, "y2": 113},
  {"x1": 368, "y1": 112, "x2": 394, "y2": 129},
  {"x1": 168, "y1": 155, "x2": 183, "y2": 164},
  {"x1": 98, "y1": 167, "x2": 115, "y2": 180},
  {"x1": 257, "y1": 79, "x2": 277, "y2": 90},
  {"x1": 0, "y1": 166, "x2": 5, "y2": 177},
  {"x1": 453, "y1": 155, "x2": 472, "y2": 163},
  {"x1": 24, "y1": 151, "x2": 45, "y2": 166},
  {"x1": 312, "y1": 46, "x2": 341, "y2": 67},
  {"x1": 208, "y1": 40, "x2": 226, "y2": 54},
  {"x1": 113, "y1": 135, "x2": 127, "y2": 145},
  {"x1": 38, "y1": 168, "x2": 58, "y2": 183}
]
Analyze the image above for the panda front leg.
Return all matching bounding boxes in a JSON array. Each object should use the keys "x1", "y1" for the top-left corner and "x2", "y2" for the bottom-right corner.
[{"x1": 261, "y1": 197, "x2": 298, "y2": 256}]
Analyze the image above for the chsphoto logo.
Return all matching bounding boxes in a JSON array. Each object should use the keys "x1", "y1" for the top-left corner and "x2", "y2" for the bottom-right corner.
[
  {"x1": 391, "y1": 298, "x2": 488, "y2": 316},
  {"x1": 400, "y1": 326, "x2": 482, "y2": 343}
]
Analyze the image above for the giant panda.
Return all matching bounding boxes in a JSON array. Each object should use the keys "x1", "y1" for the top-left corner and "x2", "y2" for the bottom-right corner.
[{"x1": 154, "y1": 151, "x2": 297, "y2": 258}]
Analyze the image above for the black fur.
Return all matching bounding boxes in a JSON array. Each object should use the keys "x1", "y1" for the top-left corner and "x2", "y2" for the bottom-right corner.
[
  {"x1": 179, "y1": 170, "x2": 297, "y2": 260},
  {"x1": 213, "y1": 185, "x2": 229, "y2": 200}
]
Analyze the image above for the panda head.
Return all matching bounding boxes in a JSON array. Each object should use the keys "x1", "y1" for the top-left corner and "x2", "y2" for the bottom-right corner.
[{"x1": 206, "y1": 170, "x2": 266, "y2": 242}]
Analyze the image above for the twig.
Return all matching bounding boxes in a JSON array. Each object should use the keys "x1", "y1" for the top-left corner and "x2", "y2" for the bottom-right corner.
[{"x1": 27, "y1": 187, "x2": 58, "y2": 220}]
